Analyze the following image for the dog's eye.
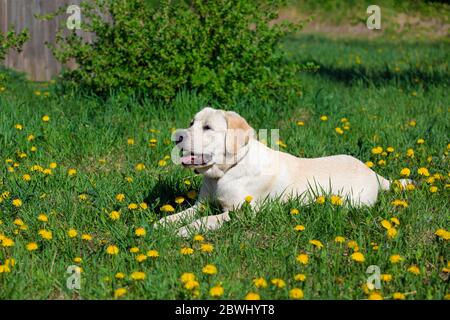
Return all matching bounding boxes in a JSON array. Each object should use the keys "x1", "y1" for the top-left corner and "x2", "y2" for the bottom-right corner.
[
  {"x1": 189, "y1": 120, "x2": 194, "y2": 127},
  {"x1": 203, "y1": 125, "x2": 211, "y2": 130}
]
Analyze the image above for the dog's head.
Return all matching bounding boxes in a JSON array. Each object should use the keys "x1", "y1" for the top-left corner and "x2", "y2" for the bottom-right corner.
[{"x1": 174, "y1": 107, "x2": 253, "y2": 176}]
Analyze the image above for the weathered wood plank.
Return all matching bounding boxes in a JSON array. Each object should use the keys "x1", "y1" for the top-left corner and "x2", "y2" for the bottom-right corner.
[{"x1": 1, "y1": 0, "x2": 90, "y2": 81}]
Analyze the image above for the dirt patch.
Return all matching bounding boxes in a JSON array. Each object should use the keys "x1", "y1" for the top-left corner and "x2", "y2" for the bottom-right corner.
[{"x1": 274, "y1": 6, "x2": 450, "y2": 39}]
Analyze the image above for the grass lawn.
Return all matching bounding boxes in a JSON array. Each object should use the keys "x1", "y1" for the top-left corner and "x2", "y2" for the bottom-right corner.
[{"x1": 0, "y1": 35, "x2": 449, "y2": 300}]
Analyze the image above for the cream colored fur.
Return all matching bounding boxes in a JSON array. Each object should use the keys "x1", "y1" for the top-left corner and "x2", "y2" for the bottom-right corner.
[{"x1": 155, "y1": 107, "x2": 410, "y2": 237}]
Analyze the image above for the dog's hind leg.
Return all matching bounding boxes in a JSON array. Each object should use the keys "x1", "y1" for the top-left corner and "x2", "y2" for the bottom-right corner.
[{"x1": 177, "y1": 211, "x2": 230, "y2": 238}]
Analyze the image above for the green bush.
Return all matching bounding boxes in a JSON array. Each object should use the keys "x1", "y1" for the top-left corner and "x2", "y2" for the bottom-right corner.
[
  {"x1": 0, "y1": 28, "x2": 29, "y2": 85},
  {"x1": 48, "y1": 0, "x2": 303, "y2": 101}
]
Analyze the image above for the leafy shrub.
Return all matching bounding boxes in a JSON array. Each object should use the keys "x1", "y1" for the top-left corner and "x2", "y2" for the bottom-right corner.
[
  {"x1": 0, "y1": 28, "x2": 29, "y2": 85},
  {"x1": 48, "y1": 0, "x2": 303, "y2": 101}
]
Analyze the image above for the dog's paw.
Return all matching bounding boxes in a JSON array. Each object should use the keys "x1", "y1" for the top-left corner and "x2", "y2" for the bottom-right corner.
[
  {"x1": 177, "y1": 226, "x2": 192, "y2": 238},
  {"x1": 154, "y1": 216, "x2": 175, "y2": 229}
]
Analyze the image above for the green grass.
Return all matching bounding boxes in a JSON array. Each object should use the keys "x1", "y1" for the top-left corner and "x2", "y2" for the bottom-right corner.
[{"x1": 0, "y1": 35, "x2": 449, "y2": 300}]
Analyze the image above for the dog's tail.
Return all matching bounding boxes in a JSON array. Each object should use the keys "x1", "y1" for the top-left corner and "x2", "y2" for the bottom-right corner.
[{"x1": 377, "y1": 174, "x2": 413, "y2": 191}]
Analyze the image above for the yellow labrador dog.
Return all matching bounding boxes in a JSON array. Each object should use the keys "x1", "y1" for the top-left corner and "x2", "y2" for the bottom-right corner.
[{"x1": 156, "y1": 107, "x2": 410, "y2": 237}]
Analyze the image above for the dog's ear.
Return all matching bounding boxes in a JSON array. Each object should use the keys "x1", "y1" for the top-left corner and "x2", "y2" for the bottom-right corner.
[{"x1": 225, "y1": 111, "x2": 253, "y2": 154}]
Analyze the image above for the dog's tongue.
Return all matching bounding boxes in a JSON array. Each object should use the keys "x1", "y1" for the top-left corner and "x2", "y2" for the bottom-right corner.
[{"x1": 181, "y1": 154, "x2": 201, "y2": 165}]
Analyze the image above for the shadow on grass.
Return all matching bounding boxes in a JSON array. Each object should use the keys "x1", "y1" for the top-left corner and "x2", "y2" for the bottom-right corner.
[
  {"x1": 303, "y1": 61, "x2": 450, "y2": 88},
  {"x1": 143, "y1": 175, "x2": 196, "y2": 218}
]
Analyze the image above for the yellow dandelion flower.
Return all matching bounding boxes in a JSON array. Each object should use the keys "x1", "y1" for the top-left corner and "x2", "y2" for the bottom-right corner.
[
  {"x1": 135, "y1": 163, "x2": 145, "y2": 171},
  {"x1": 81, "y1": 234, "x2": 92, "y2": 241},
  {"x1": 289, "y1": 288, "x2": 304, "y2": 299},
  {"x1": 13, "y1": 218, "x2": 24, "y2": 226},
  {"x1": 390, "y1": 254, "x2": 403, "y2": 264},
  {"x1": 193, "y1": 234, "x2": 204, "y2": 242},
  {"x1": 407, "y1": 265, "x2": 420, "y2": 275},
  {"x1": 245, "y1": 292, "x2": 261, "y2": 300},
  {"x1": 106, "y1": 245, "x2": 119, "y2": 255},
  {"x1": 435, "y1": 229, "x2": 450, "y2": 240},
  {"x1": 381, "y1": 219, "x2": 392, "y2": 229},
  {"x1": 417, "y1": 167, "x2": 430, "y2": 176},
  {"x1": 309, "y1": 239, "x2": 324, "y2": 249},
  {"x1": 294, "y1": 225, "x2": 305, "y2": 231},
  {"x1": 381, "y1": 274, "x2": 392, "y2": 282},
  {"x1": 158, "y1": 159, "x2": 167, "y2": 167},
  {"x1": 271, "y1": 278, "x2": 286, "y2": 288},
  {"x1": 400, "y1": 168, "x2": 410, "y2": 177},
  {"x1": 109, "y1": 211, "x2": 120, "y2": 220},
  {"x1": 290, "y1": 208, "x2": 299, "y2": 215},
  {"x1": 135, "y1": 254, "x2": 147, "y2": 262},
  {"x1": 294, "y1": 274, "x2": 306, "y2": 282},
  {"x1": 116, "y1": 194, "x2": 125, "y2": 202},
  {"x1": 390, "y1": 217, "x2": 400, "y2": 225},
  {"x1": 26, "y1": 242, "x2": 38, "y2": 251},
  {"x1": 296, "y1": 253, "x2": 309, "y2": 265},
  {"x1": 316, "y1": 196, "x2": 326, "y2": 204},
  {"x1": 180, "y1": 247, "x2": 194, "y2": 255},
  {"x1": 128, "y1": 203, "x2": 138, "y2": 210},
  {"x1": 175, "y1": 196, "x2": 185, "y2": 204},
  {"x1": 330, "y1": 195, "x2": 343, "y2": 206},
  {"x1": 391, "y1": 199, "x2": 408, "y2": 208},
  {"x1": 67, "y1": 229, "x2": 78, "y2": 238},
  {"x1": 180, "y1": 272, "x2": 196, "y2": 283},
  {"x1": 371, "y1": 146, "x2": 383, "y2": 155},
  {"x1": 200, "y1": 243, "x2": 214, "y2": 253},
  {"x1": 12, "y1": 198, "x2": 23, "y2": 207},
  {"x1": 160, "y1": 204, "x2": 175, "y2": 213},
  {"x1": 1, "y1": 237, "x2": 14, "y2": 247},
  {"x1": 368, "y1": 292, "x2": 383, "y2": 300},
  {"x1": 114, "y1": 288, "x2": 127, "y2": 298},
  {"x1": 184, "y1": 280, "x2": 199, "y2": 290},
  {"x1": 253, "y1": 277, "x2": 267, "y2": 288},
  {"x1": 78, "y1": 194, "x2": 87, "y2": 201},
  {"x1": 347, "y1": 240, "x2": 359, "y2": 251},
  {"x1": 202, "y1": 264, "x2": 218, "y2": 275},
  {"x1": 147, "y1": 250, "x2": 159, "y2": 258},
  {"x1": 393, "y1": 292, "x2": 405, "y2": 300},
  {"x1": 365, "y1": 161, "x2": 374, "y2": 168},
  {"x1": 387, "y1": 228, "x2": 398, "y2": 239},
  {"x1": 210, "y1": 285, "x2": 224, "y2": 297},
  {"x1": 135, "y1": 227, "x2": 146, "y2": 237},
  {"x1": 351, "y1": 252, "x2": 365, "y2": 263},
  {"x1": 38, "y1": 229, "x2": 52, "y2": 240},
  {"x1": 335, "y1": 236, "x2": 345, "y2": 243},
  {"x1": 130, "y1": 271, "x2": 146, "y2": 281}
]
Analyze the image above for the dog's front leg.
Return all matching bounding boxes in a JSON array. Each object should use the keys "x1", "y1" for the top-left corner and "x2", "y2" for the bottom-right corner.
[
  {"x1": 154, "y1": 203, "x2": 200, "y2": 228},
  {"x1": 177, "y1": 211, "x2": 230, "y2": 238}
]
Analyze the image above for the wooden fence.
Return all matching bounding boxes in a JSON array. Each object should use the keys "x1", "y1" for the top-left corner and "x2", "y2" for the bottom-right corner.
[{"x1": 0, "y1": 0, "x2": 92, "y2": 81}]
